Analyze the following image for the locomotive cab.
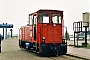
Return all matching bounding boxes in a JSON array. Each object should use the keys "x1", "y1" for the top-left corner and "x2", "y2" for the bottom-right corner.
[{"x1": 37, "y1": 10, "x2": 67, "y2": 56}]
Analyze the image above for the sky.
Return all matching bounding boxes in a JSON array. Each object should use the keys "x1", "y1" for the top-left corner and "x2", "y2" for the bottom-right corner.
[{"x1": 0, "y1": 0, "x2": 90, "y2": 35}]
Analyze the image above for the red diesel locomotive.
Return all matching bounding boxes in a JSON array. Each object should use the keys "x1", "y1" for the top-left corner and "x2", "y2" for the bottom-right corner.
[{"x1": 19, "y1": 9, "x2": 67, "y2": 56}]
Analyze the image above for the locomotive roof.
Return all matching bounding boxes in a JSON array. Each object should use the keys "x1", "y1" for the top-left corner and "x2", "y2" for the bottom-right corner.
[
  {"x1": 38, "y1": 9, "x2": 63, "y2": 12},
  {"x1": 29, "y1": 9, "x2": 63, "y2": 16}
]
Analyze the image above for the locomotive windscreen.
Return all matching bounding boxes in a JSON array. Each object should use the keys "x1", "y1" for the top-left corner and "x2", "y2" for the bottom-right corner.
[
  {"x1": 52, "y1": 14, "x2": 62, "y2": 24},
  {"x1": 38, "y1": 13, "x2": 49, "y2": 23}
]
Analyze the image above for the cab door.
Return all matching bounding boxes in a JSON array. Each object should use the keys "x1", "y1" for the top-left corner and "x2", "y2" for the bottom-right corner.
[{"x1": 33, "y1": 14, "x2": 37, "y2": 40}]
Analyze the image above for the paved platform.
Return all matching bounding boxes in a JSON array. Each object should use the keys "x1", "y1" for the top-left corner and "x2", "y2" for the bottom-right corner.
[
  {"x1": 0, "y1": 38, "x2": 51, "y2": 60},
  {"x1": 67, "y1": 46, "x2": 90, "y2": 59},
  {"x1": 67, "y1": 40, "x2": 90, "y2": 59},
  {"x1": 0, "y1": 38, "x2": 90, "y2": 60}
]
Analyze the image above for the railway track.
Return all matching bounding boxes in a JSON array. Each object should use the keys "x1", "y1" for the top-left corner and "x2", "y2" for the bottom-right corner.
[
  {"x1": 22, "y1": 47, "x2": 90, "y2": 60},
  {"x1": 25, "y1": 48, "x2": 90, "y2": 60},
  {"x1": 48, "y1": 54, "x2": 90, "y2": 60}
]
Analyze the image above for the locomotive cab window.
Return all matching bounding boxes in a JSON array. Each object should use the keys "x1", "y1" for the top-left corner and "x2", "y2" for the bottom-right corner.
[
  {"x1": 38, "y1": 13, "x2": 49, "y2": 23},
  {"x1": 29, "y1": 15, "x2": 33, "y2": 25},
  {"x1": 33, "y1": 14, "x2": 36, "y2": 27},
  {"x1": 52, "y1": 14, "x2": 62, "y2": 24}
]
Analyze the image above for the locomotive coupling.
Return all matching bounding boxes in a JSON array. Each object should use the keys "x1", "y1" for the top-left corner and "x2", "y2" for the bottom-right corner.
[{"x1": 50, "y1": 44, "x2": 60, "y2": 51}]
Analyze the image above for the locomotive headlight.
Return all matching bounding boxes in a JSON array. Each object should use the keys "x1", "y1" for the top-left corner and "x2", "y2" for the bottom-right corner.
[
  {"x1": 42, "y1": 36, "x2": 45, "y2": 40},
  {"x1": 42, "y1": 37, "x2": 45, "y2": 42}
]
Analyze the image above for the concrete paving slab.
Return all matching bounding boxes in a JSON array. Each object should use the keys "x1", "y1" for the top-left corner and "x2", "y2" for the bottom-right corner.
[
  {"x1": 67, "y1": 46, "x2": 90, "y2": 59},
  {"x1": 0, "y1": 39, "x2": 51, "y2": 60}
]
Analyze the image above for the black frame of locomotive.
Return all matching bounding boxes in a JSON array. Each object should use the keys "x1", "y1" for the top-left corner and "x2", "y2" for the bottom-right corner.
[{"x1": 73, "y1": 21, "x2": 89, "y2": 47}]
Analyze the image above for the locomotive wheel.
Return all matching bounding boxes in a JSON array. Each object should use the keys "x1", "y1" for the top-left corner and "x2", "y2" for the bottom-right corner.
[
  {"x1": 20, "y1": 41, "x2": 26, "y2": 49},
  {"x1": 19, "y1": 40, "x2": 22, "y2": 47},
  {"x1": 19, "y1": 40, "x2": 22, "y2": 49}
]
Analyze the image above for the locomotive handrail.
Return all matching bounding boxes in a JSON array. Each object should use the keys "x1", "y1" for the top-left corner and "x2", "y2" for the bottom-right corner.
[
  {"x1": 62, "y1": 26, "x2": 67, "y2": 32},
  {"x1": 62, "y1": 26, "x2": 67, "y2": 43}
]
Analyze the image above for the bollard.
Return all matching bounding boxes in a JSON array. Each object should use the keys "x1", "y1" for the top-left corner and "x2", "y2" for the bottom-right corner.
[
  {"x1": 0, "y1": 34, "x2": 1, "y2": 53},
  {"x1": 10, "y1": 29, "x2": 12, "y2": 38},
  {"x1": 5, "y1": 23, "x2": 7, "y2": 39},
  {"x1": 3, "y1": 23, "x2": 4, "y2": 39}
]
